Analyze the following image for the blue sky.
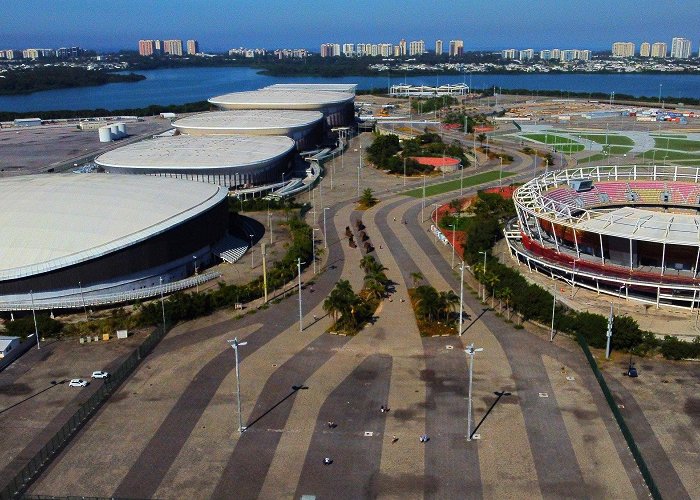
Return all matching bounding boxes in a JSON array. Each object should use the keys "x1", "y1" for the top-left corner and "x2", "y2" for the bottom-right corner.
[{"x1": 4, "y1": 0, "x2": 699, "y2": 52}]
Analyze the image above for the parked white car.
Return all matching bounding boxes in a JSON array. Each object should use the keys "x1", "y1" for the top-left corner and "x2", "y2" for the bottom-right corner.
[
  {"x1": 68, "y1": 379, "x2": 89, "y2": 387},
  {"x1": 91, "y1": 371, "x2": 110, "y2": 379}
]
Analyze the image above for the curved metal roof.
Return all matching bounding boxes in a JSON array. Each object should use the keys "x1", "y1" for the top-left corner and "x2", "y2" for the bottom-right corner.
[
  {"x1": 0, "y1": 174, "x2": 227, "y2": 281},
  {"x1": 173, "y1": 110, "x2": 323, "y2": 133},
  {"x1": 95, "y1": 135, "x2": 295, "y2": 170},
  {"x1": 208, "y1": 89, "x2": 354, "y2": 110}
]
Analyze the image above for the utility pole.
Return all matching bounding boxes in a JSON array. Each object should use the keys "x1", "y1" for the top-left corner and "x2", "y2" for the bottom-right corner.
[
  {"x1": 268, "y1": 210, "x2": 273, "y2": 245},
  {"x1": 466, "y1": 344, "x2": 483, "y2": 440},
  {"x1": 227, "y1": 337, "x2": 248, "y2": 433},
  {"x1": 459, "y1": 262, "x2": 464, "y2": 336},
  {"x1": 323, "y1": 207, "x2": 329, "y2": 249},
  {"x1": 262, "y1": 243, "x2": 268, "y2": 303},
  {"x1": 297, "y1": 258, "x2": 304, "y2": 332},
  {"x1": 30, "y1": 290, "x2": 40, "y2": 350},
  {"x1": 312, "y1": 228, "x2": 318, "y2": 275}
]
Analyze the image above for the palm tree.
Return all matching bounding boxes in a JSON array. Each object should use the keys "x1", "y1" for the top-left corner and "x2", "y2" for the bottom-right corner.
[
  {"x1": 438, "y1": 290, "x2": 460, "y2": 323},
  {"x1": 410, "y1": 271, "x2": 424, "y2": 288},
  {"x1": 363, "y1": 277, "x2": 385, "y2": 301},
  {"x1": 415, "y1": 285, "x2": 440, "y2": 322},
  {"x1": 500, "y1": 287, "x2": 513, "y2": 321},
  {"x1": 360, "y1": 255, "x2": 386, "y2": 274},
  {"x1": 477, "y1": 133, "x2": 487, "y2": 147},
  {"x1": 324, "y1": 280, "x2": 357, "y2": 325},
  {"x1": 486, "y1": 273, "x2": 500, "y2": 308}
]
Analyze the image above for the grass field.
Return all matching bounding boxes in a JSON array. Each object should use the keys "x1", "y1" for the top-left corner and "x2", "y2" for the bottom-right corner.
[
  {"x1": 576, "y1": 134, "x2": 634, "y2": 146},
  {"x1": 521, "y1": 133, "x2": 578, "y2": 145},
  {"x1": 639, "y1": 149, "x2": 700, "y2": 161},
  {"x1": 652, "y1": 137, "x2": 700, "y2": 152},
  {"x1": 404, "y1": 170, "x2": 516, "y2": 198},
  {"x1": 554, "y1": 143, "x2": 585, "y2": 153}
]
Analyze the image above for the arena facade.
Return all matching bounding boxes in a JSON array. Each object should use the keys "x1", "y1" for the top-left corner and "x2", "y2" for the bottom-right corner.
[
  {"x1": 0, "y1": 174, "x2": 229, "y2": 309},
  {"x1": 172, "y1": 110, "x2": 325, "y2": 150},
  {"x1": 95, "y1": 135, "x2": 296, "y2": 188},
  {"x1": 207, "y1": 89, "x2": 355, "y2": 128},
  {"x1": 508, "y1": 165, "x2": 700, "y2": 310}
]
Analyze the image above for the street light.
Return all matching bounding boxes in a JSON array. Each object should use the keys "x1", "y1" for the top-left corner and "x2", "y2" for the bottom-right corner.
[
  {"x1": 249, "y1": 234, "x2": 254, "y2": 269},
  {"x1": 312, "y1": 227, "x2": 319, "y2": 274},
  {"x1": 159, "y1": 277, "x2": 166, "y2": 332},
  {"x1": 227, "y1": 337, "x2": 248, "y2": 433},
  {"x1": 450, "y1": 222, "x2": 456, "y2": 268},
  {"x1": 29, "y1": 290, "x2": 40, "y2": 350},
  {"x1": 550, "y1": 282, "x2": 556, "y2": 342},
  {"x1": 478, "y1": 251, "x2": 487, "y2": 301},
  {"x1": 78, "y1": 281, "x2": 88, "y2": 321},
  {"x1": 297, "y1": 258, "x2": 305, "y2": 332},
  {"x1": 466, "y1": 344, "x2": 484, "y2": 441},
  {"x1": 421, "y1": 175, "x2": 426, "y2": 222},
  {"x1": 323, "y1": 207, "x2": 330, "y2": 249},
  {"x1": 193, "y1": 256, "x2": 199, "y2": 293},
  {"x1": 459, "y1": 262, "x2": 465, "y2": 336}
]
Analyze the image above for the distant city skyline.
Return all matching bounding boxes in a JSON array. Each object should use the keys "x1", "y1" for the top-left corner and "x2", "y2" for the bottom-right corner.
[{"x1": 2, "y1": 0, "x2": 699, "y2": 52}]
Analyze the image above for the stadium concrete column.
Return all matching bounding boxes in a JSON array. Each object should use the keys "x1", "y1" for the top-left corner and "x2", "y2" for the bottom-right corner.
[
  {"x1": 661, "y1": 242, "x2": 667, "y2": 276},
  {"x1": 599, "y1": 234, "x2": 605, "y2": 265}
]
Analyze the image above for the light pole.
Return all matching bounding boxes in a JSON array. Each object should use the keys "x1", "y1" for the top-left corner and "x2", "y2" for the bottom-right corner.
[
  {"x1": 466, "y1": 343, "x2": 483, "y2": 441},
  {"x1": 159, "y1": 277, "x2": 166, "y2": 332},
  {"x1": 550, "y1": 282, "x2": 556, "y2": 342},
  {"x1": 606, "y1": 302, "x2": 614, "y2": 359},
  {"x1": 249, "y1": 234, "x2": 254, "y2": 269},
  {"x1": 478, "y1": 251, "x2": 487, "y2": 301},
  {"x1": 459, "y1": 262, "x2": 464, "y2": 336},
  {"x1": 227, "y1": 337, "x2": 248, "y2": 433},
  {"x1": 193, "y1": 256, "x2": 199, "y2": 293},
  {"x1": 268, "y1": 210, "x2": 273, "y2": 245},
  {"x1": 403, "y1": 157, "x2": 407, "y2": 187},
  {"x1": 30, "y1": 290, "x2": 40, "y2": 350},
  {"x1": 460, "y1": 160, "x2": 464, "y2": 197},
  {"x1": 450, "y1": 222, "x2": 456, "y2": 268},
  {"x1": 78, "y1": 281, "x2": 88, "y2": 321},
  {"x1": 571, "y1": 258, "x2": 579, "y2": 298},
  {"x1": 297, "y1": 258, "x2": 305, "y2": 332},
  {"x1": 312, "y1": 227, "x2": 319, "y2": 274},
  {"x1": 421, "y1": 175, "x2": 426, "y2": 221},
  {"x1": 499, "y1": 157, "x2": 503, "y2": 189},
  {"x1": 323, "y1": 207, "x2": 329, "y2": 249}
]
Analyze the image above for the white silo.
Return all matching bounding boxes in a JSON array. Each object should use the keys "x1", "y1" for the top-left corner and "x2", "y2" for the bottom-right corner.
[
  {"x1": 109, "y1": 124, "x2": 120, "y2": 139},
  {"x1": 116, "y1": 122, "x2": 126, "y2": 137},
  {"x1": 98, "y1": 126, "x2": 112, "y2": 142}
]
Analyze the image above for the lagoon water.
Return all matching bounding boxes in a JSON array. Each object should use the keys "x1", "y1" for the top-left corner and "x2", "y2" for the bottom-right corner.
[{"x1": 1, "y1": 66, "x2": 699, "y2": 112}]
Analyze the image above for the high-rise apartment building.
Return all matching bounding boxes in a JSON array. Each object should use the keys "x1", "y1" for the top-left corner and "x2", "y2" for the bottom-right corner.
[
  {"x1": 163, "y1": 39, "x2": 183, "y2": 56},
  {"x1": 612, "y1": 42, "x2": 635, "y2": 57},
  {"x1": 539, "y1": 50, "x2": 551, "y2": 60},
  {"x1": 671, "y1": 37, "x2": 692, "y2": 59},
  {"x1": 154, "y1": 40, "x2": 163, "y2": 54},
  {"x1": 408, "y1": 40, "x2": 425, "y2": 56},
  {"x1": 393, "y1": 45, "x2": 401, "y2": 57},
  {"x1": 320, "y1": 43, "x2": 334, "y2": 57},
  {"x1": 435, "y1": 40, "x2": 443, "y2": 55},
  {"x1": 448, "y1": 40, "x2": 464, "y2": 57},
  {"x1": 379, "y1": 43, "x2": 393, "y2": 57},
  {"x1": 519, "y1": 49, "x2": 534, "y2": 61},
  {"x1": 139, "y1": 40, "x2": 155, "y2": 56},
  {"x1": 186, "y1": 40, "x2": 199, "y2": 55},
  {"x1": 577, "y1": 49, "x2": 591, "y2": 61},
  {"x1": 22, "y1": 48, "x2": 52, "y2": 59},
  {"x1": 551, "y1": 48, "x2": 561, "y2": 60},
  {"x1": 651, "y1": 42, "x2": 667, "y2": 58},
  {"x1": 342, "y1": 43, "x2": 354, "y2": 57},
  {"x1": 399, "y1": 39, "x2": 407, "y2": 56},
  {"x1": 501, "y1": 49, "x2": 517, "y2": 59},
  {"x1": 639, "y1": 42, "x2": 651, "y2": 57}
]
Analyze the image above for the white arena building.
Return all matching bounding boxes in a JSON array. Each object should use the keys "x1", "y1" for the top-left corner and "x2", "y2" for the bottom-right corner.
[
  {"x1": 95, "y1": 135, "x2": 296, "y2": 188},
  {"x1": 207, "y1": 89, "x2": 355, "y2": 127},
  {"x1": 0, "y1": 174, "x2": 229, "y2": 310},
  {"x1": 508, "y1": 165, "x2": 700, "y2": 310},
  {"x1": 172, "y1": 110, "x2": 324, "y2": 150}
]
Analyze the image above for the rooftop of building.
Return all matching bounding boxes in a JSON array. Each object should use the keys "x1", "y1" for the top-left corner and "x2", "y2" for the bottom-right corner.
[
  {"x1": 173, "y1": 110, "x2": 324, "y2": 132},
  {"x1": 208, "y1": 89, "x2": 355, "y2": 108},
  {"x1": 95, "y1": 135, "x2": 296, "y2": 169},
  {"x1": 0, "y1": 174, "x2": 227, "y2": 280},
  {"x1": 264, "y1": 83, "x2": 357, "y2": 94}
]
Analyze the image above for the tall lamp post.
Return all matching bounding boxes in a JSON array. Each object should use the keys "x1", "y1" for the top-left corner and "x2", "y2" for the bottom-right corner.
[
  {"x1": 249, "y1": 234, "x2": 254, "y2": 269},
  {"x1": 193, "y1": 256, "x2": 199, "y2": 293},
  {"x1": 227, "y1": 337, "x2": 248, "y2": 433},
  {"x1": 478, "y1": 251, "x2": 487, "y2": 301},
  {"x1": 297, "y1": 258, "x2": 305, "y2": 332},
  {"x1": 323, "y1": 207, "x2": 330, "y2": 249},
  {"x1": 30, "y1": 290, "x2": 40, "y2": 350},
  {"x1": 459, "y1": 262, "x2": 465, "y2": 336},
  {"x1": 550, "y1": 282, "x2": 556, "y2": 342},
  {"x1": 466, "y1": 344, "x2": 484, "y2": 441},
  {"x1": 450, "y1": 223, "x2": 456, "y2": 268},
  {"x1": 159, "y1": 277, "x2": 166, "y2": 332},
  {"x1": 312, "y1": 227, "x2": 319, "y2": 274},
  {"x1": 78, "y1": 281, "x2": 88, "y2": 321}
]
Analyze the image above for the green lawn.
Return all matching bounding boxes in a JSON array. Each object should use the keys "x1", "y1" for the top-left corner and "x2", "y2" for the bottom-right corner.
[
  {"x1": 521, "y1": 133, "x2": 578, "y2": 145},
  {"x1": 439, "y1": 214, "x2": 477, "y2": 231},
  {"x1": 404, "y1": 170, "x2": 516, "y2": 198},
  {"x1": 652, "y1": 137, "x2": 700, "y2": 152},
  {"x1": 576, "y1": 134, "x2": 634, "y2": 146},
  {"x1": 554, "y1": 143, "x2": 585, "y2": 153},
  {"x1": 639, "y1": 149, "x2": 700, "y2": 161},
  {"x1": 579, "y1": 153, "x2": 610, "y2": 163}
]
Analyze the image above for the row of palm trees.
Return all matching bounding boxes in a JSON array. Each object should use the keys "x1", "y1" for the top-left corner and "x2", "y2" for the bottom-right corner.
[
  {"x1": 323, "y1": 255, "x2": 390, "y2": 332},
  {"x1": 473, "y1": 263, "x2": 513, "y2": 320},
  {"x1": 413, "y1": 285, "x2": 460, "y2": 324}
]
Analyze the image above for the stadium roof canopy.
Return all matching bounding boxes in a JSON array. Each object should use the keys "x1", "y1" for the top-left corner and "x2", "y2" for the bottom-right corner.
[
  {"x1": 264, "y1": 83, "x2": 357, "y2": 94},
  {"x1": 0, "y1": 174, "x2": 227, "y2": 280},
  {"x1": 576, "y1": 207, "x2": 700, "y2": 246},
  {"x1": 95, "y1": 135, "x2": 295, "y2": 170},
  {"x1": 173, "y1": 110, "x2": 324, "y2": 133},
  {"x1": 208, "y1": 89, "x2": 354, "y2": 109}
]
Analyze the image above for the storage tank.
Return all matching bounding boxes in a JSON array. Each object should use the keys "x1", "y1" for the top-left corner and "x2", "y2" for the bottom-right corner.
[
  {"x1": 116, "y1": 123, "x2": 126, "y2": 137},
  {"x1": 110, "y1": 124, "x2": 120, "y2": 139},
  {"x1": 98, "y1": 126, "x2": 112, "y2": 143}
]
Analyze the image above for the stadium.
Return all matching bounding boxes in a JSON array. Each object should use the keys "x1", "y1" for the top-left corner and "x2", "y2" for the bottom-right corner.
[
  {"x1": 172, "y1": 110, "x2": 325, "y2": 150},
  {"x1": 95, "y1": 134, "x2": 296, "y2": 188},
  {"x1": 0, "y1": 174, "x2": 230, "y2": 310},
  {"x1": 207, "y1": 89, "x2": 355, "y2": 127},
  {"x1": 508, "y1": 165, "x2": 700, "y2": 310}
]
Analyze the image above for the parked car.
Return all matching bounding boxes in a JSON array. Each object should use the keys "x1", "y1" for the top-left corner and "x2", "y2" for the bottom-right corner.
[
  {"x1": 91, "y1": 371, "x2": 110, "y2": 379},
  {"x1": 68, "y1": 379, "x2": 89, "y2": 387}
]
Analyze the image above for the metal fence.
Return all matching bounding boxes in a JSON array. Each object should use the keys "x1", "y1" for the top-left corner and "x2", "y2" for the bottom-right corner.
[
  {"x1": 0, "y1": 322, "x2": 172, "y2": 500},
  {"x1": 574, "y1": 333, "x2": 662, "y2": 500}
]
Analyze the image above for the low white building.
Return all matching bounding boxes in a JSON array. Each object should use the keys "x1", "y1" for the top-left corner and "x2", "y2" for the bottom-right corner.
[{"x1": 0, "y1": 336, "x2": 20, "y2": 358}]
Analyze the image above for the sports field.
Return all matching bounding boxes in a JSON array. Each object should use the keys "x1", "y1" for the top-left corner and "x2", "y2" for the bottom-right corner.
[
  {"x1": 576, "y1": 134, "x2": 634, "y2": 146},
  {"x1": 404, "y1": 170, "x2": 516, "y2": 198}
]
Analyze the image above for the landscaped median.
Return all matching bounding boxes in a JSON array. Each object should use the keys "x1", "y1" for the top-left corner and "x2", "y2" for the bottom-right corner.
[{"x1": 403, "y1": 170, "x2": 516, "y2": 198}]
